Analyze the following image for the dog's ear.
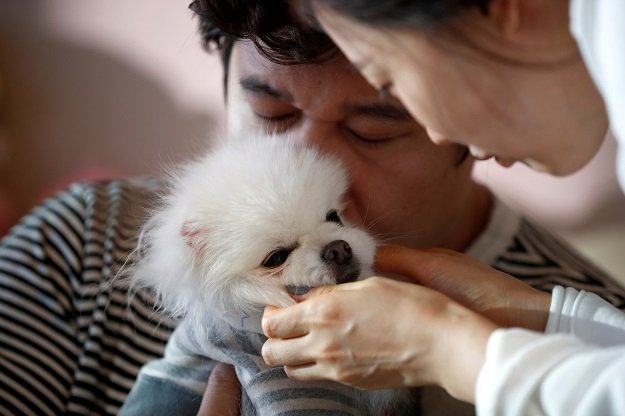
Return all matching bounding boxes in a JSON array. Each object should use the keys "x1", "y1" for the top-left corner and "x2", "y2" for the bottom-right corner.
[{"x1": 181, "y1": 220, "x2": 211, "y2": 258}]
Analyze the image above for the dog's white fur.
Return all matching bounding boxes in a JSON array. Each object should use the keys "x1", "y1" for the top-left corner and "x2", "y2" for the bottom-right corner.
[
  {"x1": 130, "y1": 132, "x2": 412, "y2": 414},
  {"x1": 132, "y1": 133, "x2": 376, "y2": 325}
]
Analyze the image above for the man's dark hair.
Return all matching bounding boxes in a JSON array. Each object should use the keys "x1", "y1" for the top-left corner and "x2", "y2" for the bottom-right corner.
[
  {"x1": 189, "y1": 1, "x2": 336, "y2": 66},
  {"x1": 189, "y1": 1, "x2": 339, "y2": 96}
]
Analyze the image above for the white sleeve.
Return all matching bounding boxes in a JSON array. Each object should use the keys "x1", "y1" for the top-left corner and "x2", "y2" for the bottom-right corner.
[
  {"x1": 546, "y1": 285, "x2": 625, "y2": 346},
  {"x1": 569, "y1": 0, "x2": 625, "y2": 191},
  {"x1": 475, "y1": 286, "x2": 625, "y2": 415}
]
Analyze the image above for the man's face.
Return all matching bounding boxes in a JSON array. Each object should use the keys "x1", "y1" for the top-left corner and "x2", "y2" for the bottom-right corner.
[{"x1": 226, "y1": 41, "x2": 482, "y2": 250}]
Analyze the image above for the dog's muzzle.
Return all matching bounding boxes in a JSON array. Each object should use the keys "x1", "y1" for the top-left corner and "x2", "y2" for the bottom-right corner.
[
  {"x1": 322, "y1": 240, "x2": 360, "y2": 284},
  {"x1": 286, "y1": 240, "x2": 362, "y2": 296}
]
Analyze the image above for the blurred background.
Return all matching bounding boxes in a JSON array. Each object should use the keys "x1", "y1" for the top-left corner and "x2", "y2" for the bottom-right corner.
[
  {"x1": 1, "y1": 1, "x2": 624, "y2": 283},
  {"x1": 0, "y1": 0, "x2": 225, "y2": 234}
]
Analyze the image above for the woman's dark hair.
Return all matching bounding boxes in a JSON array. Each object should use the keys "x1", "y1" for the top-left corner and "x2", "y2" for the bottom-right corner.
[{"x1": 310, "y1": 0, "x2": 490, "y2": 28}]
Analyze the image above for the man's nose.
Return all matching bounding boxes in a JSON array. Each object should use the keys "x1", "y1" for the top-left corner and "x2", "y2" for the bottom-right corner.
[{"x1": 288, "y1": 120, "x2": 342, "y2": 154}]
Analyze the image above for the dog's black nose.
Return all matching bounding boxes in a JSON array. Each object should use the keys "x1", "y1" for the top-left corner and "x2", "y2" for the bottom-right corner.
[
  {"x1": 322, "y1": 240, "x2": 352, "y2": 265},
  {"x1": 322, "y1": 240, "x2": 360, "y2": 284}
]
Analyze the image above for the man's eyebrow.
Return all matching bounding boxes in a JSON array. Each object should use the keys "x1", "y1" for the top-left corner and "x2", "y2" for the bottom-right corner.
[
  {"x1": 343, "y1": 103, "x2": 413, "y2": 121},
  {"x1": 239, "y1": 77, "x2": 293, "y2": 101}
]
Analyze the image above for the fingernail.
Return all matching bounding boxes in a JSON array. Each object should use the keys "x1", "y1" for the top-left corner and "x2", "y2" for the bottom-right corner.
[{"x1": 261, "y1": 342, "x2": 272, "y2": 366}]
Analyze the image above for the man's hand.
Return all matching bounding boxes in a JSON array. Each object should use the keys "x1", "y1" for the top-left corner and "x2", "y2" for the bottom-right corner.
[{"x1": 197, "y1": 363, "x2": 241, "y2": 416}]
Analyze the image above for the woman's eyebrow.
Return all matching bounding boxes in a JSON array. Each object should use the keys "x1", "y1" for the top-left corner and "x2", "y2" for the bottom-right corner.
[
  {"x1": 343, "y1": 103, "x2": 413, "y2": 121},
  {"x1": 239, "y1": 76, "x2": 293, "y2": 101}
]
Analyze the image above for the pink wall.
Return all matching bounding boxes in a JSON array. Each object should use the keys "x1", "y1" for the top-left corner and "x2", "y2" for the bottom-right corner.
[
  {"x1": 0, "y1": 0, "x2": 225, "y2": 234},
  {"x1": 474, "y1": 131, "x2": 625, "y2": 232}
]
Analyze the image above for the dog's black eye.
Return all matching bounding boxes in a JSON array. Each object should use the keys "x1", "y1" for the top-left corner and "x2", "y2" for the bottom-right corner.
[
  {"x1": 326, "y1": 210, "x2": 343, "y2": 226},
  {"x1": 262, "y1": 249, "x2": 291, "y2": 268}
]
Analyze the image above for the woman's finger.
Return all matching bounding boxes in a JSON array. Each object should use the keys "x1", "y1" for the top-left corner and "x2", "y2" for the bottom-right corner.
[
  {"x1": 283, "y1": 363, "x2": 323, "y2": 382},
  {"x1": 262, "y1": 334, "x2": 317, "y2": 367},
  {"x1": 374, "y1": 244, "x2": 439, "y2": 284},
  {"x1": 262, "y1": 304, "x2": 310, "y2": 339},
  {"x1": 262, "y1": 285, "x2": 344, "y2": 338}
]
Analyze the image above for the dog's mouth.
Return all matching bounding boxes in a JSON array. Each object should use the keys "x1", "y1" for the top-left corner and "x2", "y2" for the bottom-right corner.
[
  {"x1": 286, "y1": 285, "x2": 312, "y2": 296},
  {"x1": 286, "y1": 268, "x2": 360, "y2": 297}
]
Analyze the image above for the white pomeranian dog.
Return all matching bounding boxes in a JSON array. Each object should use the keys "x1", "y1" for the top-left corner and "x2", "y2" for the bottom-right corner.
[
  {"x1": 133, "y1": 133, "x2": 376, "y2": 322},
  {"x1": 126, "y1": 133, "x2": 412, "y2": 415}
]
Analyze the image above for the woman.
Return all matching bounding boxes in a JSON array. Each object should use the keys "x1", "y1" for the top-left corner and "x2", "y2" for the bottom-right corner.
[{"x1": 259, "y1": 1, "x2": 625, "y2": 414}]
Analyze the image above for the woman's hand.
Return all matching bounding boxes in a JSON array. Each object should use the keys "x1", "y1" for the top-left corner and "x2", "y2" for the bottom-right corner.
[
  {"x1": 376, "y1": 245, "x2": 551, "y2": 331},
  {"x1": 261, "y1": 245, "x2": 551, "y2": 402},
  {"x1": 197, "y1": 363, "x2": 241, "y2": 416},
  {"x1": 262, "y1": 276, "x2": 497, "y2": 402}
]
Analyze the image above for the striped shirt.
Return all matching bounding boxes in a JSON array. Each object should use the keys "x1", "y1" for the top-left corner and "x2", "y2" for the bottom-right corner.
[{"x1": 1, "y1": 179, "x2": 624, "y2": 415}]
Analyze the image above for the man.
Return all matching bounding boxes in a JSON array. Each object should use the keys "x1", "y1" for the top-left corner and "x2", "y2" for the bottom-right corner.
[{"x1": 1, "y1": 2, "x2": 623, "y2": 415}]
